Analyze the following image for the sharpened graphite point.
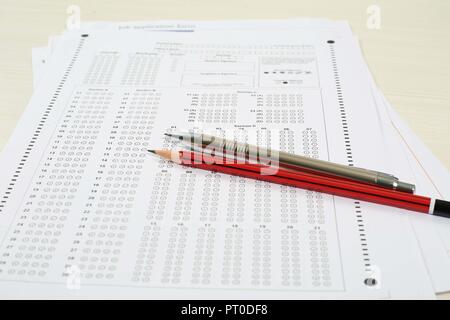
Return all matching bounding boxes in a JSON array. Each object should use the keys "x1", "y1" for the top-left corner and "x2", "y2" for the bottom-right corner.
[
  {"x1": 147, "y1": 150, "x2": 156, "y2": 154},
  {"x1": 165, "y1": 132, "x2": 187, "y2": 140}
]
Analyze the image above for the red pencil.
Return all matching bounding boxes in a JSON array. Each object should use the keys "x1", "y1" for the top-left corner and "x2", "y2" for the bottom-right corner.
[{"x1": 148, "y1": 149, "x2": 450, "y2": 219}]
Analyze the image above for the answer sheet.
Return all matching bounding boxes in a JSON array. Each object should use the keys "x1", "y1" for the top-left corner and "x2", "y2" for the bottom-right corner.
[
  {"x1": 76, "y1": 19, "x2": 450, "y2": 293},
  {"x1": 0, "y1": 27, "x2": 436, "y2": 298}
]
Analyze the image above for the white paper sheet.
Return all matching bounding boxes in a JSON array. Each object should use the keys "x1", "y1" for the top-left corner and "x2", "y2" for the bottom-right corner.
[
  {"x1": 370, "y1": 85, "x2": 450, "y2": 293},
  {"x1": 0, "y1": 26, "x2": 439, "y2": 298},
  {"x1": 349, "y1": 33, "x2": 450, "y2": 293},
  {"x1": 82, "y1": 19, "x2": 450, "y2": 294}
]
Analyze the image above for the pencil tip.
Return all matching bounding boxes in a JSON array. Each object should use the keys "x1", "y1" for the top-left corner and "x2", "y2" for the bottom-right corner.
[
  {"x1": 164, "y1": 133, "x2": 173, "y2": 137},
  {"x1": 147, "y1": 149, "x2": 156, "y2": 154}
]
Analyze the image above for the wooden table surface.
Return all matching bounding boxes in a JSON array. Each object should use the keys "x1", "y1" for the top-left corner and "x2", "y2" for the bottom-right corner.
[{"x1": 0, "y1": 0, "x2": 449, "y2": 299}]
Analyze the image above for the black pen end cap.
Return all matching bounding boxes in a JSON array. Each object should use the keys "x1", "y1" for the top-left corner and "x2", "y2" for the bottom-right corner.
[{"x1": 433, "y1": 199, "x2": 450, "y2": 219}]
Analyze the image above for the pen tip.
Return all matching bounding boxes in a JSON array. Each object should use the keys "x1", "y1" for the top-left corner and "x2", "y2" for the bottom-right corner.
[
  {"x1": 164, "y1": 133, "x2": 173, "y2": 137},
  {"x1": 147, "y1": 149, "x2": 156, "y2": 154}
]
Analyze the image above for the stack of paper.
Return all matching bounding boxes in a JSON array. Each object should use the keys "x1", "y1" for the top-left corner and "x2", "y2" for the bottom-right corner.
[{"x1": 1, "y1": 19, "x2": 450, "y2": 299}]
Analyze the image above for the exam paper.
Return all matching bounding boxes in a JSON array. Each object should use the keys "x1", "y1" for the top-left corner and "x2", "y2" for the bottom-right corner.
[
  {"x1": 371, "y1": 85, "x2": 450, "y2": 293},
  {"x1": 0, "y1": 25, "x2": 437, "y2": 298},
  {"x1": 79, "y1": 19, "x2": 450, "y2": 293},
  {"x1": 351, "y1": 34, "x2": 450, "y2": 293}
]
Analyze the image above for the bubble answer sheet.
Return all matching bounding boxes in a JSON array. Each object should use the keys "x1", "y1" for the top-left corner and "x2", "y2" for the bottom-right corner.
[
  {"x1": 0, "y1": 27, "x2": 437, "y2": 298},
  {"x1": 30, "y1": 20, "x2": 450, "y2": 296}
]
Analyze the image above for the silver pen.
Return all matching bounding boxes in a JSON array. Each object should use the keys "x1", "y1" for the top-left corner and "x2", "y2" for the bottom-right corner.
[{"x1": 165, "y1": 132, "x2": 416, "y2": 193}]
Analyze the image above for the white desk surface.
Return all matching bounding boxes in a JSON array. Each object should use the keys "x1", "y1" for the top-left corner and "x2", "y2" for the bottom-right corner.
[{"x1": 0, "y1": 0, "x2": 449, "y2": 299}]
